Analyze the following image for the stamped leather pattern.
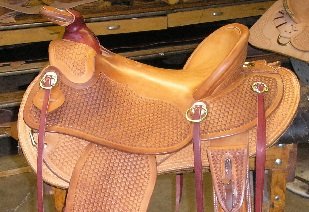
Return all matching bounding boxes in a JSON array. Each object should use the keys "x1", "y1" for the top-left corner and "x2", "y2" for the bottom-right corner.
[
  {"x1": 24, "y1": 70, "x2": 191, "y2": 154},
  {"x1": 65, "y1": 144, "x2": 157, "y2": 212}
]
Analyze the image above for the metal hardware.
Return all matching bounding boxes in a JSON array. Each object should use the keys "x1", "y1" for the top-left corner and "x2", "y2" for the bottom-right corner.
[
  {"x1": 274, "y1": 195, "x2": 280, "y2": 201},
  {"x1": 40, "y1": 72, "x2": 58, "y2": 89},
  {"x1": 243, "y1": 61, "x2": 255, "y2": 68},
  {"x1": 30, "y1": 131, "x2": 37, "y2": 147},
  {"x1": 185, "y1": 101, "x2": 208, "y2": 123},
  {"x1": 252, "y1": 82, "x2": 269, "y2": 94},
  {"x1": 274, "y1": 159, "x2": 282, "y2": 165},
  {"x1": 106, "y1": 25, "x2": 120, "y2": 30},
  {"x1": 212, "y1": 11, "x2": 223, "y2": 16},
  {"x1": 30, "y1": 131, "x2": 47, "y2": 148},
  {"x1": 278, "y1": 143, "x2": 286, "y2": 148}
]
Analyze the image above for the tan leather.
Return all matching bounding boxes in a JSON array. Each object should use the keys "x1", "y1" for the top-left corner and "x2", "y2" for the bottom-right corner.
[
  {"x1": 33, "y1": 68, "x2": 65, "y2": 113},
  {"x1": 250, "y1": 0, "x2": 309, "y2": 61},
  {"x1": 49, "y1": 39, "x2": 97, "y2": 84},
  {"x1": 285, "y1": 0, "x2": 309, "y2": 51},
  {"x1": 40, "y1": 6, "x2": 75, "y2": 26},
  {"x1": 24, "y1": 26, "x2": 285, "y2": 157},
  {"x1": 207, "y1": 135, "x2": 249, "y2": 212},
  {"x1": 17, "y1": 18, "x2": 300, "y2": 211},
  {"x1": 98, "y1": 23, "x2": 248, "y2": 111},
  {"x1": 157, "y1": 63, "x2": 300, "y2": 173},
  {"x1": 65, "y1": 144, "x2": 157, "y2": 212},
  {"x1": 285, "y1": 0, "x2": 309, "y2": 23}
]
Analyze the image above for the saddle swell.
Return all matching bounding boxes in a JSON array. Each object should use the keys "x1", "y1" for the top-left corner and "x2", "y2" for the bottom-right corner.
[{"x1": 40, "y1": 6, "x2": 101, "y2": 54}]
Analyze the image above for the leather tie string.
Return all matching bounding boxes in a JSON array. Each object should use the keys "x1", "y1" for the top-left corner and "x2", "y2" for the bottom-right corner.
[
  {"x1": 37, "y1": 71, "x2": 57, "y2": 212},
  {"x1": 193, "y1": 106, "x2": 204, "y2": 212},
  {"x1": 175, "y1": 173, "x2": 184, "y2": 212},
  {"x1": 186, "y1": 101, "x2": 208, "y2": 212},
  {"x1": 253, "y1": 82, "x2": 268, "y2": 212}
]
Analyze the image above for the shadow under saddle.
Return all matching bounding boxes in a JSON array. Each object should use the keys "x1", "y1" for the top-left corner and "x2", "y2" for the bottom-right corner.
[{"x1": 18, "y1": 6, "x2": 300, "y2": 212}]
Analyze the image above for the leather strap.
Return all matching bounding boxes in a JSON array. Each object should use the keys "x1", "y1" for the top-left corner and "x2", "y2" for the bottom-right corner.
[
  {"x1": 37, "y1": 78, "x2": 52, "y2": 212},
  {"x1": 192, "y1": 105, "x2": 204, "y2": 212},
  {"x1": 254, "y1": 83, "x2": 267, "y2": 212},
  {"x1": 36, "y1": 70, "x2": 58, "y2": 212},
  {"x1": 175, "y1": 173, "x2": 183, "y2": 212}
]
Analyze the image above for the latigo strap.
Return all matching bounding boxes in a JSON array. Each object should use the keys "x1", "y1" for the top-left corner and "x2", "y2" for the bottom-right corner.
[
  {"x1": 36, "y1": 70, "x2": 58, "y2": 212},
  {"x1": 186, "y1": 101, "x2": 208, "y2": 212},
  {"x1": 254, "y1": 82, "x2": 268, "y2": 212}
]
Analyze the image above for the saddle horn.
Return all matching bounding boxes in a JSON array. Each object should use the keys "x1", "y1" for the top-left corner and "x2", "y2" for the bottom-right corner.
[{"x1": 40, "y1": 6, "x2": 101, "y2": 54}]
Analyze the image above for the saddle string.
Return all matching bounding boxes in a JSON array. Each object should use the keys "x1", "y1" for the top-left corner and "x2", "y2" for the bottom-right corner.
[
  {"x1": 253, "y1": 82, "x2": 268, "y2": 212},
  {"x1": 37, "y1": 70, "x2": 58, "y2": 212},
  {"x1": 175, "y1": 173, "x2": 183, "y2": 212},
  {"x1": 189, "y1": 102, "x2": 207, "y2": 212},
  {"x1": 193, "y1": 107, "x2": 204, "y2": 212}
]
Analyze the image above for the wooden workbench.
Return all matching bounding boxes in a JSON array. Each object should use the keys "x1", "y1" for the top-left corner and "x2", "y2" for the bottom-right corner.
[{"x1": 0, "y1": 0, "x2": 274, "y2": 46}]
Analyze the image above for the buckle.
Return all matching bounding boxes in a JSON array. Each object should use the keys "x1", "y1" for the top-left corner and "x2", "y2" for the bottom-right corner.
[
  {"x1": 39, "y1": 71, "x2": 58, "y2": 90},
  {"x1": 185, "y1": 101, "x2": 208, "y2": 123},
  {"x1": 252, "y1": 82, "x2": 269, "y2": 94},
  {"x1": 29, "y1": 130, "x2": 47, "y2": 148},
  {"x1": 29, "y1": 130, "x2": 37, "y2": 146}
]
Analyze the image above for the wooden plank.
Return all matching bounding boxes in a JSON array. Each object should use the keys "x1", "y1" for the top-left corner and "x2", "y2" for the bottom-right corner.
[
  {"x1": 168, "y1": 9, "x2": 204, "y2": 27},
  {"x1": 0, "y1": 121, "x2": 17, "y2": 139},
  {"x1": 269, "y1": 170, "x2": 287, "y2": 212},
  {"x1": 0, "y1": 90, "x2": 25, "y2": 108},
  {"x1": 0, "y1": 26, "x2": 65, "y2": 46},
  {"x1": 249, "y1": 144, "x2": 293, "y2": 170},
  {"x1": 200, "y1": 1, "x2": 275, "y2": 22},
  {"x1": 0, "y1": 16, "x2": 167, "y2": 46},
  {"x1": 168, "y1": 1, "x2": 275, "y2": 27},
  {"x1": 88, "y1": 16, "x2": 167, "y2": 35},
  {"x1": 53, "y1": 188, "x2": 67, "y2": 212},
  {"x1": 121, "y1": 43, "x2": 197, "y2": 58},
  {"x1": 0, "y1": 61, "x2": 47, "y2": 76},
  {"x1": 0, "y1": 166, "x2": 32, "y2": 178}
]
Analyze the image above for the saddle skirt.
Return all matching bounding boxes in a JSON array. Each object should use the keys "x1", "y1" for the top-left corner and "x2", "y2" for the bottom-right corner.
[
  {"x1": 249, "y1": 0, "x2": 309, "y2": 62},
  {"x1": 18, "y1": 23, "x2": 300, "y2": 211}
]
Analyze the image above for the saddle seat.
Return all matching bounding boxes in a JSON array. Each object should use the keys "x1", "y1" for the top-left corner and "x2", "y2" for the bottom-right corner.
[
  {"x1": 97, "y1": 23, "x2": 248, "y2": 108},
  {"x1": 23, "y1": 23, "x2": 249, "y2": 154}
]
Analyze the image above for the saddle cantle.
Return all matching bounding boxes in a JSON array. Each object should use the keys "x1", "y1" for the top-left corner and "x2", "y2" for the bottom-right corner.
[
  {"x1": 18, "y1": 6, "x2": 300, "y2": 212},
  {"x1": 249, "y1": 0, "x2": 309, "y2": 62}
]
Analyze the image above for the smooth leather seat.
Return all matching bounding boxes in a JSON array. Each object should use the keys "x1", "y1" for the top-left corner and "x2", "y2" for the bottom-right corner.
[
  {"x1": 41, "y1": 6, "x2": 248, "y2": 112},
  {"x1": 97, "y1": 24, "x2": 248, "y2": 111}
]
